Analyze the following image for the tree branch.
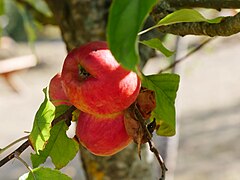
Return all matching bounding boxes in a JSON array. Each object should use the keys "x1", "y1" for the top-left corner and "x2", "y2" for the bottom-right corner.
[
  {"x1": 165, "y1": 0, "x2": 240, "y2": 9},
  {"x1": 0, "y1": 135, "x2": 29, "y2": 154},
  {"x1": 0, "y1": 140, "x2": 30, "y2": 167},
  {"x1": 132, "y1": 104, "x2": 168, "y2": 180},
  {"x1": 159, "y1": 37, "x2": 215, "y2": 73},
  {"x1": 0, "y1": 105, "x2": 76, "y2": 167},
  {"x1": 151, "y1": 12, "x2": 240, "y2": 37}
]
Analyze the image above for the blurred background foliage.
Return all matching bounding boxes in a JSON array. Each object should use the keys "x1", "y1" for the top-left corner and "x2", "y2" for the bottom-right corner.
[{"x1": 0, "y1": 0, "x2": 58, "y2": 42}]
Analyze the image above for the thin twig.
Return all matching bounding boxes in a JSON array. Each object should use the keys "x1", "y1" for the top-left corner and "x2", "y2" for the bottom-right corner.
[
  {"x1": 0, "y1": 140, "x2": 30, "y2": 167},
  {"x1": 0, "y1": 135, "x2": 29, "y2": 154},
  {"x1": 132, "y1": 104, "x2": 152, "y2": 139},
  {"x1": 133, "y1": 104, "x2": 168, "y2": 180},
  {"x1": 159, "y1": 37, "x2": 215, "y2": 73},
  {"x1": 0, "y1": 105, "x2": 76, "y2": 167},
  {"x1": 14, "y1": 152, "x2": 36, "y2": 180},
  {"x1": 148, "y1": 140, "x2": 168, "y2": 180}
]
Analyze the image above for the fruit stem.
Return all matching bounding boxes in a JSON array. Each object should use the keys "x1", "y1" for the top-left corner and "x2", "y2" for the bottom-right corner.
[
  {"x1": 78, "y1": 65, "x2": 90, "y2": 79},
  {"x1": 133, "y1": 104, "x2": 168, "y2": 180}
]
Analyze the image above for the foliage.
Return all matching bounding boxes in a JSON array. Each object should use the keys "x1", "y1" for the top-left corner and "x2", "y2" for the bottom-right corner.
[
  {"x1": 107, "y1": 0, "x2": 158, "y2": 71},
  {"x1": 0, "y1": 0, "x2": 234, "y2": 179},
  {"x1": 23, "y1": 91, "x2": 79, "y2": 178},
  {"x1": 139, "y1": 38, "x2": 174, "y2": 57},
  {"x1": 29, "y1": 88, "x2": 55, "y2": 154},
  {"x1": 139, "y1": 9, "x2": 223, "y2": 35},
  {"x1": 0, "y1": 0, "x2": 52, "y2": 41},
  {"x1": 31, "y1": 120, "x2": 79, "y2": 169},
  {"x1": 143, "y1": 74, "x2": 180, "y2": 136},
  {"x1": 19, "y1": 167, "x2": 71, "y2": 180}
]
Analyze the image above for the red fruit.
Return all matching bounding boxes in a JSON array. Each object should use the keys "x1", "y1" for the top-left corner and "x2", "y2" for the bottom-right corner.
[
  {"x1": 49, "y1": 73, "x2": 71, "y2": 106},
  {"x1": 76, "y1": 112, "x2": 132, "y2": 156},
  {"x1": 61, "y1": 41, "x2": 141, "y2": 115}
]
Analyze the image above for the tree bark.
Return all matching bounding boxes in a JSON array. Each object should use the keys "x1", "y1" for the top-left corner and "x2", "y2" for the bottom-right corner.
[
  {"x1": 165, "y1": 0, "x2": 240, "y2": 9},
  {"x1": 44, "y1": 0, "x2": 107, "y2": 51},
  {"x1": 151, "y1": 11, "x2": 240, "y2": 37}
]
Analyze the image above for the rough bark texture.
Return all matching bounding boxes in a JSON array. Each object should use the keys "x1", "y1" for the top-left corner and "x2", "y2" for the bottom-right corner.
[
  {"x1": 150, "y1": 1, "x2": 240, "y2": 37},
  {"x1": 165, "y1": 0, "x2": 240, "y2": 9},
  {"x1": 80, "y1": 144, "x2": 154, "y2": 180},
  {"x1": 151, "y1": 11, "x2": 240, "y2": 37},
  {"x1": 44, "y1": 0, "x2": 156, "y2": 179},
  {"x1": 45, "y1": 0, "x2": 108, "y2": 51}
]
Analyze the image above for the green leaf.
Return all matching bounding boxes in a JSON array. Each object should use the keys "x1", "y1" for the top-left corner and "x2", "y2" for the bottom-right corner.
[
  {"x1": 157, "y1": 9, "x2": 222, "y2": 26},
  {"x1": 54, "y1": 105, "x2": 70, "y2": 118},
  {"x1": 31, "y1": 121, "x2": 79, "y2": 169},
  {"x1": 19, "y1": 167, "x2": 71, "y2": 180},
  {"x1": 29, "y1": 88, "x2": 55, "y2": 154},
  {"x1": 139, "y1": 9, "x2": 223, "y2": 35},
  {"x1": 142, "y1": 74, "x2": 180, "y2": 136},
  {"x1": 107, "y1": 0, "x2": 157, "y2": 71},
  {"x1": 140, "y1": 38, "x2": 174, "y2": 57},
  {"x1": 31, "y1": 105, "x2": 78, "y2": 169}
]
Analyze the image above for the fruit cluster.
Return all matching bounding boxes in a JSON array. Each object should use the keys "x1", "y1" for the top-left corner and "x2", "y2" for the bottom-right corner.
[{"x1": 49, "y1": 41, "x2": 141, "y2": 156}]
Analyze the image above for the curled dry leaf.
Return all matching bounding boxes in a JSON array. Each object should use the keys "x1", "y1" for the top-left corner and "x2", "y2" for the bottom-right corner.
[
  {"x1": 124, "y1": 87, "x2": 156, "y2": 145},
  {"x1": 136, "y1": 87, "x2": 156, "y2": 119}
]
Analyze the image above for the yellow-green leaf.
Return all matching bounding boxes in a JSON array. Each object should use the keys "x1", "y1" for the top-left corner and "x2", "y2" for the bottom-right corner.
[
  {"x1": 29, "y1": 88, "x2": 55, "y2": 153},
  {"x1": 19, "y1": 167, "x2": 71, "y2": 180},
  {"x1": 31, "y1": 121, "x2": 79, "y2": 169},
  {"x1": 157, "y1": 9, "x2": 222, "y2": 26},
  {"x1": 140, "y1": 38, "x2": 174, "y2": 57},
  {"x1": 142, "y1": 74, "x2": 180, "y2": 136},
  {"x1": 139, "y1": 9, "x2": 223, "y2": 35}
]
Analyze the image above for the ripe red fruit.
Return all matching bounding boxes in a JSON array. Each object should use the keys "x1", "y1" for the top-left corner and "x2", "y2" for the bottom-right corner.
[
  {"x1": 76, "y1": 112, "x2": 132, "y2": 156},
  {"x1": 49, "y1": 73, "x2": 71, "y2": 106},
  {"x1": 61, "y1": 41, "x2": 141, "y2": 115}
]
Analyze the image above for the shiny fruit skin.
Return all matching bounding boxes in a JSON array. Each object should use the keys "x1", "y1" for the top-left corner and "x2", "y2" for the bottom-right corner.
[
  {"x1": 61, "y1": 41, "x2": 141, "y2": 115},
  {"x1": 76, "y1": 112, "x2": 132, "y2": 156},
  {"x1": 49, "y1": 73, "x2": 71, "y2": 106}
]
